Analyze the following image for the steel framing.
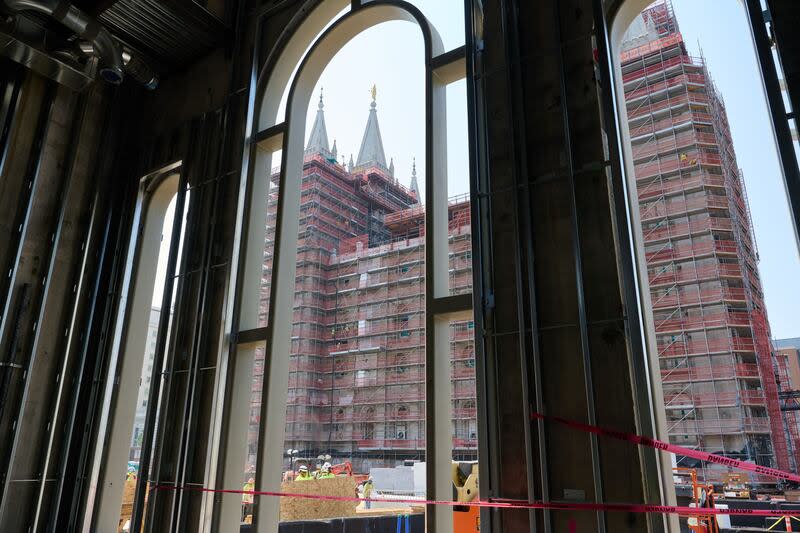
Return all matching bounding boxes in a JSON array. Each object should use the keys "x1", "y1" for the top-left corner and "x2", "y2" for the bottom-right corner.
[
  {"x1": 0, "y1": 90, "x2": 89, "y2": 530},
  {"x1": 0, "y1": 0, "x2": 797, "y2": 531},
  {"x1": 215, "y1": 1, "x2": 471, "y2": 532}
]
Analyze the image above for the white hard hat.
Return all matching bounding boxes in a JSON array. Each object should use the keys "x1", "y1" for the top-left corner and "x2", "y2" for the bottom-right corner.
[{"x1": 299, "y1": 465, "x2": 308, "y2": 472}]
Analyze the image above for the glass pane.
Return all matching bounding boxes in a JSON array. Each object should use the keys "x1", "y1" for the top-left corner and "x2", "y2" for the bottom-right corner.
[
  {"x1": 258, "y1": 149, "x2": 282, "y2": 328},
  {"x1": 242, "y1": 344, "x2": 264, "y2": 525},
  {"x1": 446, "y1": 80, "x2": 472, "y2": 296},
  {"x1": 451, "y1": 314, "x2": 478, "y2": 531},
  {"x1": 618, "y1": 0, "x2": 800, "y2": 509},
  {"x1": 119, "y1": 185, "x2": 189, "y2": 529},
  {"x1": 280, "y1": 22, "x2": 427, "y2": 524}
]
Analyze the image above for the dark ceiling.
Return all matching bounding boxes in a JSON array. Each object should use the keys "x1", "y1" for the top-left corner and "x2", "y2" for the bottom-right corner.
[{"x1": 73, "y1": 0, "x2": 229, "y2": 74}]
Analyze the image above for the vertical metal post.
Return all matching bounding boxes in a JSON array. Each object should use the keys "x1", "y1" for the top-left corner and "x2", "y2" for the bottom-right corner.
[
  {"x1": 550, "y1": 2, "x2": 606, "y2": 531},
  {"x1": 22, "y1": 91, "x2": 89, "y2": 531},
  {"x1": 130, "y1": 168, "x2": 189, "y2": 533},
  {"x1": 146, "y1": 117, "x2": 209, "y2": 533},
  {"x1": 590, "y1": 0, "x2": 671, "y2": 531},
  {"x1": 0, "y1": 81, "x2": 57, "y2": 361},
  {"x1": 50, "y1": 183, "x2": 115, "y2": 531},
  {"x1": 205, "y1": 9, "x2": 262, "y2": 531},
  {"x1": 501, "y1": 0, "x2": 550, "y2": 530},
  {"x1": 0, "y1": 64, "x2": 23, "y2": 180},
  {"x1": 744, "y1": 0, "x2": 800, "y2": 247}
]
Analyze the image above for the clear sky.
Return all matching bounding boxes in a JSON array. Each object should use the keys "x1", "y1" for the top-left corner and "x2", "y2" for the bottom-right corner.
[
  {"x1": 288, "y1": 0, "x2": 469, "y2": 202},
  {"x1": 667, "y1": 0, "x2": 800, "y2": 339},
  {"x1": 289, "y1": 0, "x2": 798, "y2": 339}
]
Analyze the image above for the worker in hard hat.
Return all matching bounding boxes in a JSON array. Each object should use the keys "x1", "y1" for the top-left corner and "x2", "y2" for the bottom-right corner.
[
  {"x1": 242, "y1": 477, "x2": 255, "y2": 522},
  {"x1": 295, "y1": 464, "x2": 313, "y2": 481},
  {"x1": 316, "y1": 462, "x2": 335, "y2": 479},
  {"x1": 362, "y1": 477, "x2": 374, "y2": 509}
]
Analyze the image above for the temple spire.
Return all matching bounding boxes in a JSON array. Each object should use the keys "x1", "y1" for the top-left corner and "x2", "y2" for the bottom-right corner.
[
  {"x1": 409, "y1": 158, "x2": 420, "y2": 204},
  {"x1": 306, "y1": 89, "x2": 330, "y2": 154},
  {"x1": 355, "y1": 86, "x2": 387, "y2": 169}
]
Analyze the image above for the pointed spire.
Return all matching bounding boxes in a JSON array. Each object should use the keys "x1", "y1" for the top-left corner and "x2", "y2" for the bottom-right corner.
[
  {"x1": 348, "y1": 154, "x2": 354, "y2": 172},
  {"x1": 355, "y1": 86, "x2": 387, "y2": 169},
  {"x1": 409, "y1": 158, "x2": 420, "y2": 205},
  {"x1": 332, "y1": 139, "x2": 338, "y2": 159},
  {"x1": 389, "y1": 157, "x2": 395, "y2": 176},
  {"x1": 306, "y1": 88, "x2": 330, "y2": 154}
]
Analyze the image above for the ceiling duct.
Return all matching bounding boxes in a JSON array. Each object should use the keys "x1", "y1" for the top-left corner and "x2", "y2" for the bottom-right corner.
[
  {"x1": 3, "y1": 0, "x2": 124, "y2": 84},
  {"x1": 78, "y1": 42, "x2": 158, "y2": 90},
  {"x1": 0, "y1": 14, "x2": 95, "y2": 91}
]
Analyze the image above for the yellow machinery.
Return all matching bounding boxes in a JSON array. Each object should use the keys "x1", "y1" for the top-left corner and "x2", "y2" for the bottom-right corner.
[
  {"x1": 453, "y1": 461, "x2": 479, "y2": 532},
  {"x1": 721, "y1": 473, "x2": 751, "y2": 499}
]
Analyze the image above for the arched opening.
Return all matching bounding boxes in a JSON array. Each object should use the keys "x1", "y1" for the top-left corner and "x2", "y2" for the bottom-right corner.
[
  {"x1": 87, "y1": 162, "x2": 190, "y2": 532},
  {"x1": 213, "y1": 1, "x2": 477, "y2": 531},
  {"x1": 265, "y1": 9, "x2": 432, "y2": 528},
  {"x1": 608, "y1": 1, "x2": 800, "y2": 524}
]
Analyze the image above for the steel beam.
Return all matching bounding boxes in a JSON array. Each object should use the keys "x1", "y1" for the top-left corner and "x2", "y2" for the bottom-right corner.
[
  {"x1": 0, "y1": 81, "x2": 57, "y2": 357},
  {"x1": 0, "y1": 90, "x2": 89, "y2": 531},
  {"x1": 746, "y1": 0, "x2": 800, "y2": 247}
]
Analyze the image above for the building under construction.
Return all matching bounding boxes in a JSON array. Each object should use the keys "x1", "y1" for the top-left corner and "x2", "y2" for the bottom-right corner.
[
  {"x1": 247, "y1": 93, "x2": 477, "y2": 473},
  {"x1": 621, "y1": 1, "x2": 790, "y2": 480},
  {"x1": 1, "y1": 0, "x2": 800, "y2": 529}
]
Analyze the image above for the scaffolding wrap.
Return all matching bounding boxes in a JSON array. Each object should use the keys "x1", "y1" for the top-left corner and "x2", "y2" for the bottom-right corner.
[
  {"x1": 622, "y1": 0, "x2": 788, "y2": 481},
  {"x1": 248, "y1": 149, "x2": 475, "y2": 474}
]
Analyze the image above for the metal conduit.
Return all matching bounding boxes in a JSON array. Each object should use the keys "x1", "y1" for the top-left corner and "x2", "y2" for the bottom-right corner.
[{"x1": 4, "y1": 0, "x2": 124, "y2": 84}]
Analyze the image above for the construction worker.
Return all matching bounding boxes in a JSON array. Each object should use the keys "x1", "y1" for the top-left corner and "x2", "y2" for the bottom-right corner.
[
  {"x1": 242, "y1": 477, "x2": 255, "y2": 522},
  {"x1": 295, "y1": 464, "x2": 313, "y2": 481},
  {"x1": 362, "y1": 477, "x2": 374, "y2": 509},
  {"x1": 316, "y1": 462, "x2": 335, "y2": 479}
]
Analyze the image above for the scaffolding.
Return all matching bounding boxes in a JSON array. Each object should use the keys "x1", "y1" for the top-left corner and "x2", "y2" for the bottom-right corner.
[
  {"x1": 248, "y1": 152, "x2": 476, "y2": 474},
  {"x1": 622, "y1": 3, "x2": 787, "y2": 482},
  {"x1": 776, "y1": 352, "x2": 800, "y2": 472}
]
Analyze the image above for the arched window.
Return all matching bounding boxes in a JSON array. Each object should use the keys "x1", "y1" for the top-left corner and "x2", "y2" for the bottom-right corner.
[
  {"x1": 606, "y1": 0, "x2": 800, "y2": 517},
  {"x1": 89, "y1": 162, "x2": 190, "y2": 532},
  {"x1": 212, "y1": 2, "x2": 475, "y2": 530}
]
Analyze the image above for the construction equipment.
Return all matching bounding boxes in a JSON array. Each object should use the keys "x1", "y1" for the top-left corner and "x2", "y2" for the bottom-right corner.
[
  {"x1": 674, "y1": 468, "x2": 719, "y2": 533},
  {"x1": 453, "y1": 461, "x2": 479, "y2": 533},
  {"x1": 721, "y1": 473, "x2": 751, "y2": 499}
]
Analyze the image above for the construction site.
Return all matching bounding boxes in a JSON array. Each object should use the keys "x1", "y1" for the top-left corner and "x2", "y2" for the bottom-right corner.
[
  {"x1": 1, "y1": 0, "x2": 799, "y2": 531},
  {"x1": 247, "y1": 93, "x2": 477, "y2": 476},
  {"x1": 621, "y1": 0, "x2": 792, "y2": 484}
]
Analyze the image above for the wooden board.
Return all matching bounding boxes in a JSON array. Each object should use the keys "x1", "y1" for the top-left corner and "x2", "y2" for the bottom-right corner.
[{"x1": 279, "y1": 477, "x2": 359, "y2": 521}]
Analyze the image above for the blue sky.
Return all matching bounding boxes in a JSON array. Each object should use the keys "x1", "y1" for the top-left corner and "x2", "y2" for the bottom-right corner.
[
  {"x1": 669, "y1": 0, "x2": 800, "y2": 339},
  {"x1": 299, "y1": 0, "x2": 798, "y2": 340}
]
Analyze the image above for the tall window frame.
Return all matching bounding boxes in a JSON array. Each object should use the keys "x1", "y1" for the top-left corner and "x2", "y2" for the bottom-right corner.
[
  {"x1": 595, "y1": 0, "x2": 800, "y2": 525},
  {"x1": 209, "y1": 2, "x2": 473, "y2": 532},
  {"x1": 84, "y1": 161, "x2": 187, "y2": 532}
]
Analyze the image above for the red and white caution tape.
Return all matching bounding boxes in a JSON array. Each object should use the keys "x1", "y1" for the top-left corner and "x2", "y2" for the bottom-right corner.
[
  {"x1": 151, "y1": 484, "x2": 800, "y2": 517},
  {"x1": 145, "y1": 411, "x2": 800, "y2": 518},
  {"x1": 530, "y1": 411, "x2": 800, "y2": 484}
]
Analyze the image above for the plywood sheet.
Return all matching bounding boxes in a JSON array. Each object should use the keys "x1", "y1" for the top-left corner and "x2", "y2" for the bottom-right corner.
[{"x1": 279, "y1": 477, "x2": 359, "y2": 521}]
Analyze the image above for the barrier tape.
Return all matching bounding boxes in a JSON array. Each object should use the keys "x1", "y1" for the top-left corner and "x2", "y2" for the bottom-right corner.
[
  {"x1": 151, "y1": 484, "x2": 800, "y2": 517},
  {"x1": 530, "y1": 411, "x2": 800, "y2": 484},
  {"x1": 146, "y1": 411, "x2": 800, "y2": 519}
]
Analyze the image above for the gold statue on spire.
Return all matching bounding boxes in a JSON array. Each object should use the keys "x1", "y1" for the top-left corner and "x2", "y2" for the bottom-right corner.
[{"x1": 371, "y1": 84, "x2": 377, "y2": 102}]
